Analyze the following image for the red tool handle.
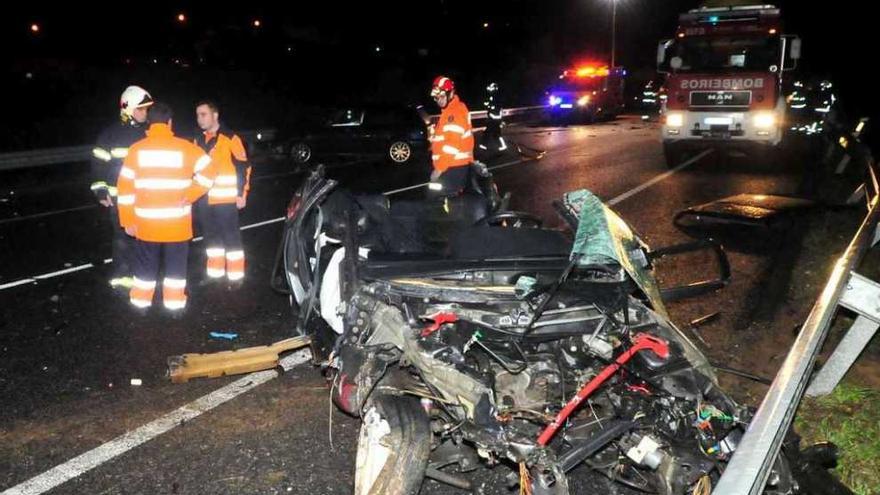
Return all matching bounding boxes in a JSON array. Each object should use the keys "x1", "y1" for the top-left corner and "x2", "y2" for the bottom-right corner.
[
  {"x1": 420, "y1": 312, "x2": 459, "y2": 337},
  {"x1": 537, "y1": 333, "x2": 669, "y2": 446}
]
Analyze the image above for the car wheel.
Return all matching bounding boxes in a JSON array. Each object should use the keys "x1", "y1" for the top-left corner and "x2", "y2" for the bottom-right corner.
[
  {"x1": 290, "y1": 142, "x2": 312, "y2": 164},
  {"x1": 355, "y1": 394, "x2": 430, "y2": 495},
  {"x1": 388, "y1": 141, "x2": 412, "y2": 164}
]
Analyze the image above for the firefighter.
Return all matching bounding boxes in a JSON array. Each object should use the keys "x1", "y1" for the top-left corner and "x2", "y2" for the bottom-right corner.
[
  {"x1": 90, "y1": 85, "x2": 153, "y2": 290},
  {"x1": 479, "y1": 82, "x2": 507, "y2": 153},
  {"x1": 429, "y1": 76, "x2": 475, "y2": 195},
  {"x1": 116, "y1": 102, "x2": 216, "y2": 315},
  {"x1": 193, "y1": 100, "x2": 251, "y2": 284}
]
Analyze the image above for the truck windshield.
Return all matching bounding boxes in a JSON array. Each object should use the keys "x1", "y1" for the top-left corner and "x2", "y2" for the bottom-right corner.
[
  {"x1": 555, "y1": 77, "x2": 604, "y2": 92},
  {"x1": 670, "y1": 36, "x2": 780, "y2": 73}
]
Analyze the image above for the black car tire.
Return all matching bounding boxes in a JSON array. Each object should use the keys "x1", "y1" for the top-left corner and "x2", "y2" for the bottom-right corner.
[
  {"x1": 388, "y1": 140, "x2": 412, "y2": 164},
  {"x1": 290, "y1": 142, "x2": 312, "y2": 164},
  {"x1": 354, "y1": 394, "x2": 430, "y2": 495}
]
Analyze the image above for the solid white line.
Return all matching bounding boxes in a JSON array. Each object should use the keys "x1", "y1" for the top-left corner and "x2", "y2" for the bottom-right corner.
[
  {"x1": 607, "y1": 148, "x2": 713, "y2": 206},
  {"x1": 0, "y1": 349, "x2": 311, "y2": 495},
  {"x1": 0, "y1": 218, "x2": 287, "y2": 292},
  {"x1": 380, "y1": 157, "x2": 528, "y2": 196}
]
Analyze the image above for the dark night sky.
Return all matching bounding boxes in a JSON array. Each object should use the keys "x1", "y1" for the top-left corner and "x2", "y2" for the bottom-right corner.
[{"x1": 1, "y1": 1, "x2": 874, "y2": 147}]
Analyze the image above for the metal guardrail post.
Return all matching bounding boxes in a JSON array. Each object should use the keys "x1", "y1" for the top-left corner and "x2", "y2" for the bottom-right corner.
[{"x1": 713, "y1": 119, "x2": 878, "y2": 494}]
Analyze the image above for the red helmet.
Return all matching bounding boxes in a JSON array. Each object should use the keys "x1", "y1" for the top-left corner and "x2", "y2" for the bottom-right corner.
[{"x1": 431, "y1": 76, "x2": 455, "y2": 98}]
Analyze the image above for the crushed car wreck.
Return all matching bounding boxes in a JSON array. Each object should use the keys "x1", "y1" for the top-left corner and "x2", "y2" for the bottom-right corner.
[{"x1": 272, "y1": 166, "x2": 826, "y2": 494}]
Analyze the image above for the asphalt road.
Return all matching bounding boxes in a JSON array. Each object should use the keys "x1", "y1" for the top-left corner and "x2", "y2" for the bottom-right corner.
[{"x1": 0, "y1": 116, "x2": 867, "y2": 494}]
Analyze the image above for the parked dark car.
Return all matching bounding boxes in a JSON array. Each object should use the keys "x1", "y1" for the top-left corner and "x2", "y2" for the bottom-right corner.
[{"x1": 280, "y1": 105, "x2": 430, "y2": 166}]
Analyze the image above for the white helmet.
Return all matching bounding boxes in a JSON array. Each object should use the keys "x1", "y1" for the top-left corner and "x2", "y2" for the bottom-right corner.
[{"x1": 119, "y1": 85, "x2": 154, "y2": 121}]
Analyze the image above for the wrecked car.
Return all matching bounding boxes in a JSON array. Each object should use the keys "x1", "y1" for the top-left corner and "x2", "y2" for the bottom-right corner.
[{"x1": 273, "y1": 166, "x2": 808, "y2": 495}]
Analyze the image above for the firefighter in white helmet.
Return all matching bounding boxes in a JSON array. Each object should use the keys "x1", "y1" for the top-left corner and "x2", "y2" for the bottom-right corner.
[{"x1": 90, "y1": 85, "x2": 154, "y2": 290}]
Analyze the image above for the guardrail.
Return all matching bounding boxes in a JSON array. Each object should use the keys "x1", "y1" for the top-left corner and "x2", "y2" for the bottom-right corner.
[
  {"x1": 0, "y1": 130, "x2": 276, "y2": 172},
  {"x1": 0, "y1": 106, "x2": 550, "y2": 172},
  {"x1": 714, "y1": 119, "x2": 878, "y2": 494}
]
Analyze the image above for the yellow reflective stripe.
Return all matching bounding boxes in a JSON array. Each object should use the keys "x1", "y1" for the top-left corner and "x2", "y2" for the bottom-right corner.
[
  {"x1": 107, "y1": 186, "x2": 118, "y2": 197},
  {"x1": 116, "y1": 195, "x2": 135, "y2": 205},
  {"x1": 92, "y1": 148, "x2": 112, "y2": 162},
  {"x1": 110, "y1": 147, "x2": 129, "y2": 158},
  {"x1": 90, "y1": 181, "x2": 108, "y2": 191},
  {"x1": 119, "y1": 166, "x2": 136, "y2": 179}
]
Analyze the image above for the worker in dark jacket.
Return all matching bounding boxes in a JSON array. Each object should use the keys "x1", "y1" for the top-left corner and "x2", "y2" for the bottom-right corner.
[
  {"x1": 479, "y1": 82, "x2": 507, "y2": 153},
  {"x1": 90, "y1": 85, "x2": 153, "y2": 290}
]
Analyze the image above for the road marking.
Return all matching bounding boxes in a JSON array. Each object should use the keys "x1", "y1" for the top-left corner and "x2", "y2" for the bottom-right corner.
[
  {"x1": 0, "y1": 144, "x2": 701, "y2": 291},
  {"x1": 0, "y1": 217, "x2": 287, "y2": 292},
  {"x1": 0, "y1": 205, "x2": 98, "y2": 226},
  {"x1": 607, "y1": 148, "x2": 713, "y2": 206},
  {"x1": 381, "y1": 157, "x2": 530, "y2": 196},
  {"x1": 0, "y1": 171, "x2": 299, "y2": 226},
  {"x1": 0, "y1": 350, "x2": 312, "y2": 495}
]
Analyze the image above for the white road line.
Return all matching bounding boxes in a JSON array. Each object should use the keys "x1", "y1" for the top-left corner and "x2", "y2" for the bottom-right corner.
[
  {"x1": 0, "y1": 146, "x2": 705, "y2": 292},
  {"x1": 0, "y1": 171, "x2": 298, "y2": 226},
  {"x1": 381, "y1": 157, "x2": 529, "y2": 196},
  {"x1": 0, "y1": 205, "x2": 98, "y2": 226},
  {"x1": 0, "y1": 217, "x2": 287, "y2": 292},
  {"x1": 607, "y1": 148, "x2": 713, "y2": 206},
  {"x1": 0, "y1": 350, "x2": 312, "y2": 495}
]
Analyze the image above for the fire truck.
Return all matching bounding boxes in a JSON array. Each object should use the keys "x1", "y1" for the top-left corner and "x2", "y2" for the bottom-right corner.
[
  {"x1": 656, "y1": 4, "x2": 801, "y2": 166},
  {"x1": 547, "y1": 64, "x2": 626, "y2": 123}
]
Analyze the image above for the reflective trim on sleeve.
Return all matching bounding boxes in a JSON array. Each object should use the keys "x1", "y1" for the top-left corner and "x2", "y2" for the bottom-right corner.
[
  {"x1": 107, "y1": 186, "x2": 118, "y2": 197},
  {"x1": 208, "y1": 187, "x2": 238, "y2": 199},
  {"x1": 441, "y1": 145, "x2": 461, "y2": 155},
  {"x1": 431, "y1": 154, "x2": 440, "y2": 161},
  {"x1": 110, "y1": 147, "x2": 129, "y2": 158},
  {"x1": 194, "y1": 155, "x2": 212, "y2": 172},
  {"x1": 92, "y1": 148, "x2": 112, "y2": 162},
  {"x1": 462, "y1": 130, "x2": 473, "y2": 138},
  {"x1": 119, "y1": 166, "x2": 136, "y2": 179},
  {"x1": 116, "y1": 194, "x2": 135, "y2": 205},
  {"x1": 90, "y1": 181, "x2": 108, "y2": 191}
]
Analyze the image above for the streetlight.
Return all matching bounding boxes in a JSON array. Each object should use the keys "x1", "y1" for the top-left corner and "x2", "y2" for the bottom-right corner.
[
  {"x1": 30, "y1": 23, "x2": 40, "y2": 34},
  {"x1": 253, "y1": 19, "x2": 261, "y2": 28},
  {"x1": 177, "y1": 13, "x2": 186, "y2": 22},
  {"x1": 610, "y1": 0, "x2": 617, "y2": 68}
]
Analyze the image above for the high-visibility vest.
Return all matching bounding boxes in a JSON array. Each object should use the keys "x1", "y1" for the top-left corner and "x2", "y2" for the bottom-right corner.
[
  {"x1": 195, "y1": 127, "x2": 251, "y2": 205},
  {"x1": 430, "y1": 95, "x2": 474, "y2": 173},
  {"x1": 117, "y1": 123, "x2": 216, "y2": 243}
]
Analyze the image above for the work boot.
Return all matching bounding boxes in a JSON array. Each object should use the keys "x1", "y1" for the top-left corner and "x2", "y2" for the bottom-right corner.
[{"x1": 109, "y1": 276, "x2": 135, "y2": 290}]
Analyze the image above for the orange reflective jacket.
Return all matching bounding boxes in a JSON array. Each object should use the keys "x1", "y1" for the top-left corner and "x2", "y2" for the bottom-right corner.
[
  {"x1": 430, "y1": 95, "x2": 474, "y2": 173},
  {"x1": 194, "y1": 127, "x2": 251, "y2": 205},
  {"x1": 117, "y1": 123, "x2": 216, "y2": 242}
]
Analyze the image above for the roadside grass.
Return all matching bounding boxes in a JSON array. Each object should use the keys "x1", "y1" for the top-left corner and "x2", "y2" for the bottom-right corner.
[{"x1": 794, "y1": 382, "x2": 880, "y2": 495}]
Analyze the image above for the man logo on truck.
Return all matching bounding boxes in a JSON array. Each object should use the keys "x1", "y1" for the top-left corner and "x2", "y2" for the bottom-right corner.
[{"x1": 680, "y1": 78, "x2": 765, "y2": 90}]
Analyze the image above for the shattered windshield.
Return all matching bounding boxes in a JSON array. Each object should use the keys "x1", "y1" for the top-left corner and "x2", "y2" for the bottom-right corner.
[{"x1": 562, "y1": 189, "x2": 667, "y2": 316}]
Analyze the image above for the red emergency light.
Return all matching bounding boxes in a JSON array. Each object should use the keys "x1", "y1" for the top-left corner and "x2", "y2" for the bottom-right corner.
[{"x1": 563, "y1": 65, "x2": 610, "y2": 79}]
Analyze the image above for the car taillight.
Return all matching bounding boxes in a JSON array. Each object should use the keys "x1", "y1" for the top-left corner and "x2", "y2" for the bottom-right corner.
[{"x1": 286, "y1": 196, "x2": 303, "y2": 220}]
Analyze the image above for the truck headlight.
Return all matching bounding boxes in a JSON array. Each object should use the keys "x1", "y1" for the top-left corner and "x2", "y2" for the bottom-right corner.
[
  {"x1": 577, "y1": 95, "x2": 591, "y2": 107},
  {"x1": 753, "y1": 113, "x2": 776, "y2": 129},
  {"x1": 666, "y1": 113, "x2": 684, "y2": 127}
]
